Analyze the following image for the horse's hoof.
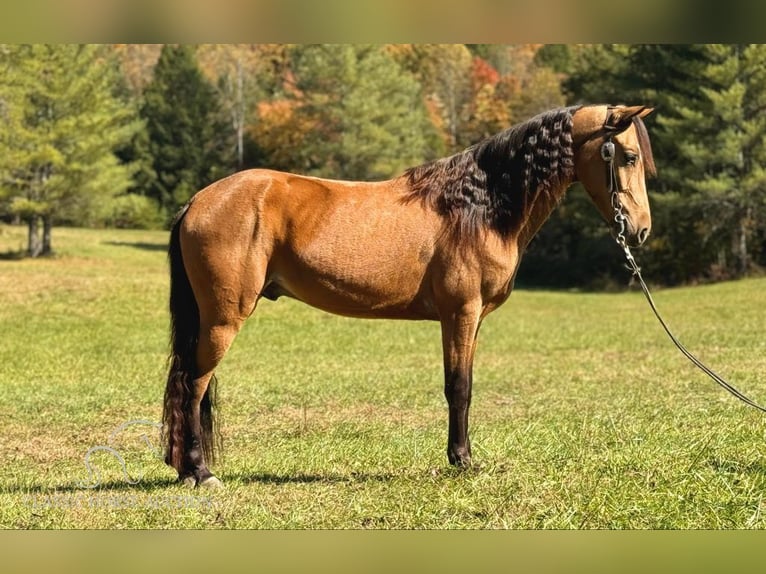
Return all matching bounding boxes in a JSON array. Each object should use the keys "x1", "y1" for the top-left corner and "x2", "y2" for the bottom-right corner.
[
  {"x1": 455, "y1": 458, "x2": 473, "y2": 469},
  {"x1": 448, "y1": 449, "x2": 472, "y2": 468},
  {"x1": 199, "y1": 475, "x2": 223, "y2": 489},
  {"x1": 180, "y1": 475, "x2": 197, "y2": 488}
]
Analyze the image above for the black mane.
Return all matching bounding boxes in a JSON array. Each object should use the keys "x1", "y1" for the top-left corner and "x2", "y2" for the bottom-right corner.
[{"x1": 404, "y1": 105, "x2": 582, "y2": 237}]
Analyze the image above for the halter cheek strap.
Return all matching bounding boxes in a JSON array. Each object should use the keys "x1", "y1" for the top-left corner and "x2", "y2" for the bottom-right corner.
[{"x1": 600, "y1": 135, "x2": 629, "y2": 246}]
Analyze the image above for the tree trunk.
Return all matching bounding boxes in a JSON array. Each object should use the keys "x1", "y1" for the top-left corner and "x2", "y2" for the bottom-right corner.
[
  {"x1": 236, "y1": 58, "x2": 245, "y2": 169},
  {"x1": 42, "y1": 214, "x2": 53, "y2": 256},
  {"x1": 27, "y1": 216, "x2": 42, "y2": 258},
  {"x1": 735, "y1": 205, "x2": 751, "y2": 276}
]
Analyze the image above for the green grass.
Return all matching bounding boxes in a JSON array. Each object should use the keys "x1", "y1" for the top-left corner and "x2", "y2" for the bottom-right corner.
[{"x1": 2, "y1": 223, "x2": 766, "y2": 529}]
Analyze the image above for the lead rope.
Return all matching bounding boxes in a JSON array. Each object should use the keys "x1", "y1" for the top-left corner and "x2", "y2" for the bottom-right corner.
[{"x1": 607, "y1": 154, "x2": 766, "y2": 414}]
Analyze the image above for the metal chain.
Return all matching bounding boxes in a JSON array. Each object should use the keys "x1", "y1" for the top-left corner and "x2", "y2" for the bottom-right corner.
[
  {"x1": 604, "y1": 136, "x2": 629, "y2": 250},
  {"x1": 612, "y1": 195, "x2": 628, "y2": 249}
]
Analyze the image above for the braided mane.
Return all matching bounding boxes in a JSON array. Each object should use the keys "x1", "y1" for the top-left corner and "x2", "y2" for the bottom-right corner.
[{"x1": 403, "y1": 105, "x2": 582, "y2": 238}]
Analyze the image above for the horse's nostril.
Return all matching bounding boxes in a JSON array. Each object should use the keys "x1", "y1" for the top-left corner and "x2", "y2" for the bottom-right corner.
[{"x1": 638, "y1": 228, "x2": 650, "y2": 245}]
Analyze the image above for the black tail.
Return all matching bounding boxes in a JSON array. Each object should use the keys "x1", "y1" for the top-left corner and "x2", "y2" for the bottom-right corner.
[{"x1": 162, "y1": 205, "x2": 218, "y2": 472}]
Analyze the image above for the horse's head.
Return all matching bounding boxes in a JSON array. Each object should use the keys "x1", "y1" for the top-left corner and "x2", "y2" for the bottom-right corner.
[{"x1": 573, "y1": 105, "x2": 656, "y2": 247}]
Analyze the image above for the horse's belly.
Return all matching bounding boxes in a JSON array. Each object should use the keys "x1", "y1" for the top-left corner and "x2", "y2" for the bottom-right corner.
[{"x1": 266, "y1": 255, "x2": 437, "y2": 320}]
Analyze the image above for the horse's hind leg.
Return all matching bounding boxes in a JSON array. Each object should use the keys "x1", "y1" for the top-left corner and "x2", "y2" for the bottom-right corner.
[
  {"x1": 180, "y1": 320, "x2": 243, "y2": 488},
  {"x1": 179, "y1": 260, "x2": 265, "y2": 488}
]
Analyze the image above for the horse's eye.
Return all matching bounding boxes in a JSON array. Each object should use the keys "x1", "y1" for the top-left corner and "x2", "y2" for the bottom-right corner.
[{"x1": 625, "y1": 152, "x2": 638, "y2": 166}]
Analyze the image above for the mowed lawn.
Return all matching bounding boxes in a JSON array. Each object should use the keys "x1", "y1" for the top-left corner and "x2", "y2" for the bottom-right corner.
[{"x1": 2, "y1": 224, "x2": 766, "y2": 529}]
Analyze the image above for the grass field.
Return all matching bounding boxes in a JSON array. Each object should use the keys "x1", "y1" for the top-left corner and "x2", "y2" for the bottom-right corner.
[{"x1": 2, "y1": 223, "x2": 766, "y2": 529}]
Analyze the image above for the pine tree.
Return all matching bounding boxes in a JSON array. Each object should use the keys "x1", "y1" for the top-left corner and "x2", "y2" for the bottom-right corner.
[
  {"x1": 264, "y1": 44, "x2": 438, "y2": 180},
  {"x1": 534, "y1": 44, "x2": 572, "y2": 74},
  {"x1": 563, "y1": 44, "x2": 634, "y2": 105},
  {"x1": 0, "y1": 44, "x2": 141, "y2": 257},
  {"x1": 660, "y1": 44, "x2": 766, "y2": 276},
  {"x1": 624, "y1": 44, "x2": 710, "y2": 195},
  {"x1": 141, "y1": 45, "x2": 233, "y2": 217}
]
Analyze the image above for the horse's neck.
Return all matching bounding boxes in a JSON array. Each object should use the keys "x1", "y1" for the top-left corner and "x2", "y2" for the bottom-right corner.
[
  {"x1": 516, "y1": 177, "x2": 574, "y2": 249},
  {"x1": 514, "y1": 109, "x2": 606, "y2": 248}
]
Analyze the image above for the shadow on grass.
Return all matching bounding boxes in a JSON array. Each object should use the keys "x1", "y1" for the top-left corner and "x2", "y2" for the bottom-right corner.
[
  {"x1": 4, "y1": 475, "x2": 180, "y2": 494},
  {"x1": 233, "y1": 461, "x2": 503, "y2": 485},
  {"x1": 4, "y1": 473, "x2": 395, "y2": 498},
  {"x1": 0, "y1": 250, "x2": 34, "y2": 261},
  {"x1": 103, "y1": 240, "x2": 168, "y2": 252},
  {"x1": 6, "y1": 464, "x2": 490, "y2": 495},
  {"x1": 237, "y1": 471, "x2": 397, "y2": 485}
]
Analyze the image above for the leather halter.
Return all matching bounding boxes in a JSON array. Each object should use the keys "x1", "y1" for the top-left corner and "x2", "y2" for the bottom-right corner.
[{"x1": 599, "y1": 119, "x2": 630, "y2": 246}]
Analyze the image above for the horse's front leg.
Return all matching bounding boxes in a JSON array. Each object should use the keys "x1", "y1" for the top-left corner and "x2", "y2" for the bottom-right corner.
[{"x1": 440, "y1": 304, "x2": 482, "y2": 467}]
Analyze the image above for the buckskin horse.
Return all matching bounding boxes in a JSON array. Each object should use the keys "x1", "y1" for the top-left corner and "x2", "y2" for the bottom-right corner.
[{"x1": 163, "y1": 104, "x2": 656, "y2": 487}]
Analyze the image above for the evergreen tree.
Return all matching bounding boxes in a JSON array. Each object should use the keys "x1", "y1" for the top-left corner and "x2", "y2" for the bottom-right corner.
[
  {"x1": 0, "y1": 44, "x2": 141, "y2": 256},
  {"x1": 563, "y1": 44, "x2": 634, "y2": 105},
  {"x1": 282, "y1": 44, "x2": 440, "y2": 179},
  {"x1": 656, "y1": 44, "x2": 766, "y2": 276},
  {"x1": 624, "y1": 44, "x2": 710, "y2": 195},
  {"x1": 141, "y1": 45, "x2": 233, "y2": 217},
  {"x1": 534, "y1": 44, "x2": 572, "y2": 74}
]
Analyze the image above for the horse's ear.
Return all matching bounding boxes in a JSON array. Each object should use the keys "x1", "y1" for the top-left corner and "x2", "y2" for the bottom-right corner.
[{"x1": 606, "y1": 105, "x2": 653, "y2": 130}]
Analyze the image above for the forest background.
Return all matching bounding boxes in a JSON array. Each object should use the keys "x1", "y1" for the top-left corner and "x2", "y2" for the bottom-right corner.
[{"x1": 2, "y1": 43, "x2": 765, "y2": 288}]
